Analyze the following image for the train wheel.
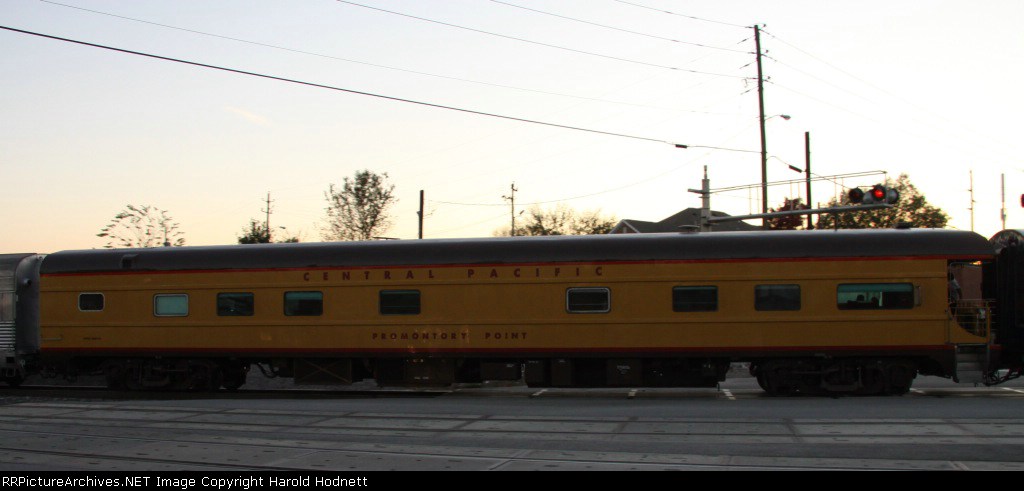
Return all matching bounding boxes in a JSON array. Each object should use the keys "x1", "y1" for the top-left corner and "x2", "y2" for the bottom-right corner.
[
  {"x1": 858, "y1": 365, "x2": 887, "y2": 395},
  {"x1": 221, "y1": 363, "x2": 250, "y2": 390},
  {"x1": 122, "y1": 361, "x2": 147, "y2": 390},
  {"x1": 103, "y1": 362, "x2": 127, "y2": 390},
  {"x1": 761, "y1": 364, "x2": 799, "y2": 396},
  {"x1": 885, "y1": 363, "x2": 916, "y2": 395},
  {"x1": 755, "y1": 372, "x2": 769, "y2": 392},
  {"x1": 3, "y1": 374, "x2": 23, "y2": 387},
  {"x1": 183, "y1": 361, "x2": 223, "y2": 391}
]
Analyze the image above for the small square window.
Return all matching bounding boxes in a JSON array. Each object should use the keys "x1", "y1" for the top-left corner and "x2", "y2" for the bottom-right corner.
[
  {"x1": 567, "y1": 287, "x2": 610, "y2": 313},
  {"x1": 673, "y1": 286, "x2": 717, "y2": 312},
  {"x1": 755, "y1": 285, "x2": 801, "y2": 311},
  {"x1": 79, "y1": 293, "x2": 105, "y2": 312},
  {"x1": 154, "y1": 294, "x2": 189, "y2": 317},
  {"x1": 380, "y1": 290, "x2": 421, "y2": 315},
  {"x1": 285, "y1": 291, "x2": 323, "y2": 316},
  {"x1": 218, "y1": 292, "x2": 254, "y2": 316}
]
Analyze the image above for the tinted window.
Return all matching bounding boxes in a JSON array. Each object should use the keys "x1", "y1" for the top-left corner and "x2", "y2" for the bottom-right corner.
[
  {"x1": 838, "y1": 283, "x2": 914, "y2": 310},
  {"x1": 567, "y1": 288, "x2": 610, "y2": 313},
  {"x1": 218, "y1": 292, "x2": 254, "y2": 316},
  {"x1": 673, "y1": 286, "x2": 717, "y2": 312},
  {"x1": 755, "y1": 285, "x2": 800, "y2": 311},
  {"x1": 154, "y1": 294, "x2": 188, "y2": 316},
  {"x1": 79, "y1": 293, "x2": 104, "y2": 312},
  {"x1": 285, "y1": 291, "x2": 322, "y2": 316},
  {"x1": 380, "y1": 290, "x2": 421, "y2": 315}
]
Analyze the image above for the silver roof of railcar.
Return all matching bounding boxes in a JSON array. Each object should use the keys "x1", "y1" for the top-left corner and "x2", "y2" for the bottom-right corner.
[{"x1": 38, "y1": 229, "x2": 995, "y2": 275}]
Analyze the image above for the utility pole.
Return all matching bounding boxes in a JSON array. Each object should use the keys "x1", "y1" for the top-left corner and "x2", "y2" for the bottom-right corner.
[
  {"x1": 755, "y1": 24, "x2": 769, "y2": 229},
  {"x1": 503, "y1": 183, "x2": 518, "y2": 236},
  {"x1": 805, "y1": 131, "x2": 812, "y2": 230},
  {"x1": 262, "y1": 191, "x2": 274, "y2": 242},
  {"x1": 1002, "y1": 173, "x2": 1007, "y2": 230},
  {"x1": 417, "y1": 190, "x2": 424, "y2": 239},
  {"x1": 968, "y1": 171, "x2": 975, "y2": 232}
]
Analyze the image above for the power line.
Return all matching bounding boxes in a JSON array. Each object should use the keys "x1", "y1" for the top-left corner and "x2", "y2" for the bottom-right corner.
[
  {"x1": 610, "y1": 0, "x2": 751, "y2": 29},
  {"x1": 36, "y1": 0, "x2": 734, "y2": 115},
  {"x1": 430, "y1": 150, "x2": 727, "y2": 208},
  {"x1": 762, "y1": 28, "x2": 1021, "y2": 161},
  {"x1": 332, "y1": 0, "x2": 747, "y2": 78},
  {"x1": 489, "y1": 0, "x2": 751, "y2": 53},
  {"x1": 1, "y1": 24, "x2": 714, "y2": 148}
]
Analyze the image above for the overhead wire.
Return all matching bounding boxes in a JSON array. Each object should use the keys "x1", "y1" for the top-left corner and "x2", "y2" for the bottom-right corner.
[
  {"x1": 488, "y1": 0, "x2": 751, "y2": 53},
  {"x1": 25, "y1": 1, "x2": 763, "y2": 212},
  {"x1": 14, "y1": 3, "x2": 773, "y2": 236},
  {"x1": 35, "y1": 0, "x2": 735, "y2": 116},
  {"x1": 431, "y1": 118, "x2": 762, "y2": 208},
  {"x1": 331, "y1": 0, "x2": 747, "y2": 78},
  {"x1": 0, "y1": 25, "x2": 750, "y2": 150},
  {"x1": 610, "y1": 0, "x2": 751, "y2": 29},
  {"x1": 762, "y1": 28, "x2": 1021, "y2": 161}
]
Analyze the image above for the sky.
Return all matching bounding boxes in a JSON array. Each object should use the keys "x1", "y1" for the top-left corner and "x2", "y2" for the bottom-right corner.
[{"x1": 2, "y1": 0, "x2": 1022, "y2": 253}]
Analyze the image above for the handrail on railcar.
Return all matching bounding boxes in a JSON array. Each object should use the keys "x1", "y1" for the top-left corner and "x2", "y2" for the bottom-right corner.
[{"x1": 950, "y1": 299, "x2": 993, "y2": 340}]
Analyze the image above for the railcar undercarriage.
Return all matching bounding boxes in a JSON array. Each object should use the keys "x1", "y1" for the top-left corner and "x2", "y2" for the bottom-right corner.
[
  {"x1": 750, "y1": 358, "x2": 919, "y2": 396},
  {"x1": 41, "y1": 358, "x2": 253, "y2": 391},
  {"x1": 18, "y1": 353, "x2": 1015, "y2": 396}
]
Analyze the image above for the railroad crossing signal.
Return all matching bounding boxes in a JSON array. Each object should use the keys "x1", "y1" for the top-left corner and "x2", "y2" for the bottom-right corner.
[{"x1": 849, "y1": 184, "x2": 899, "y2": 205}]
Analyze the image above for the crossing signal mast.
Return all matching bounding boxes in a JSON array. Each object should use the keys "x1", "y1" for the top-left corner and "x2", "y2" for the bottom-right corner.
[
  {"x1": 692, "y1": 177, "x2": 900, "y2": 230},
  {"x1": 848, "y1": 184, "x2": 899, "y2": 205}
]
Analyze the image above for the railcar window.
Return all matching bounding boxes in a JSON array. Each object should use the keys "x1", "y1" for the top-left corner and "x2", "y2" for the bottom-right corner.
[
  {"x1": 217, "y1": 293, "x2": 254, "y2": 316},
  {"x1": 78, "y1": 293, "x2": 104, "y2": 312},
  {"x1": 566, "y1": 288, "x2": 610, "y2": 313},
  {"x1": 284, "y1": 291, "x2": 323, "y2": 316},
  {"x1": 380, "y1": 290, "x2": 421, "y2": 315},
  {"x1": 154, "y1": 294, "x2": 189, "y2": 317},
  {"x1": 837, "y1": 283, "x2": 914, "y2": 310},
  {"x1": 672, "y1": 286, "x2": 718, "y2": 312},
  {"x1": 754, "y1": 285, "x2": 801, "y2": 311}
]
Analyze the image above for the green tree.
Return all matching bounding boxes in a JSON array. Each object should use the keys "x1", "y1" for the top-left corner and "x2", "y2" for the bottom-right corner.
[
  {"x1": 495, "y1": 205, "x2": 616, "y2": 236},
  {"x1": 237, "y1": 219, "x2": 270, "y2": 244},
  {"x1": 97, "y1": 204, "x2": 185, "y2": 248},
  {"x1": 237, "y1": 219, "x2": 300, "y2": 244},
  {"x1": 322, "y1": 170, "x2": 397, "y2": 241},
  {"x1": 765, "y1": 197, "x2": 809, "y2": 230},
  {"x1": 815, "y1": 173, "x2": 949, "y2": 229}
]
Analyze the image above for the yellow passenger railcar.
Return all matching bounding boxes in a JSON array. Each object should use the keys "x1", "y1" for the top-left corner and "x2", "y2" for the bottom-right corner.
[{"x1": 26, "y1": 228, "x2": 1000, "y2": 395}]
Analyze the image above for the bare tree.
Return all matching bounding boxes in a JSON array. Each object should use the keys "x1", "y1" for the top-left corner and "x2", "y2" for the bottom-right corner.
[
  {"x1": 322, "y1": 170, "x2": 397, "y2": 241},
  {"x1": 97, "y1": 205, "x2": 185, "y2": 248}
]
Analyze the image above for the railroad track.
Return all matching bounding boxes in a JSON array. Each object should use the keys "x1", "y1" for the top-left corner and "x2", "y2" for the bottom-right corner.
[
  {"x1": 0, "y1": 385, "x2": 449, "y2": 400},
  {"x1": 3, "y1": 396, "x2": 1024, "y2": 471}
]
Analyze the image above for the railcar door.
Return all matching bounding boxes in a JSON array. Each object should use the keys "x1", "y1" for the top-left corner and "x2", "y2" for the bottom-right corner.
[
  {"x1": 0, "y1": 253, "x2": 39, "y2": 385},
  {"x1": 987, "y1": 235, "x2": 1024, "y2": 368}
]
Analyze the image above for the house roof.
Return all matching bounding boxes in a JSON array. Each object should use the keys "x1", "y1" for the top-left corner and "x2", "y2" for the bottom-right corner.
[{"x1": 611, "y1": 208, "x2": 759, "y2": 234}]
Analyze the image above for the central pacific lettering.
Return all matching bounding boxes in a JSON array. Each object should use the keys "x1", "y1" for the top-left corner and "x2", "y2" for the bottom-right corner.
[{"x1": 302, "y1": 266, "x2": 603, "y2": 281}]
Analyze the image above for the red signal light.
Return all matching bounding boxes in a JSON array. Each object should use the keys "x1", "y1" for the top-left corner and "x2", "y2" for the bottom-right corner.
[{"x1": 870, "y1": 185, "x2": 886, "y2": 201}]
